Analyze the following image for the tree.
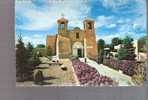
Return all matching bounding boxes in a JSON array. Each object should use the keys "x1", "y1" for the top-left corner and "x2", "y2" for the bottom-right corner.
[
  {"x1": 26, "y1": 42, "x2": 41, "y2": 80},
  {"x1": 16, "y1": 36, "x2": 28, "y2": 81},
  {"x1": 105, "y1": 44, "x2": 110, "y2": 48},
  {"x1": 111, "y1": 37, "x2": 122, "y2": 46},
  {"x1": 26, "y1": 42, "x2": 34, "y2": 58},
  {"x1": 118, "y1": 36, "x2": 136, "y2": 60},
  {"x1": 36, "y1": 44, "x2": 45, "y2": 48},
  {"x1": 27, "y1": 42, "x2": 33, "y2": 51},
  {"x1": 97, "y1": 39, "x2": 105, "y2": 49},
  {"x1": 16, "y1": 37, "x2": 41, "y2": 81},
  {"x1": 26, "y1": 42, "x2": 41, "y2": 79},
  {"x1": 111, "y1": 37, "x2": 122, "y2": 51},
  {"x1": 97, "y1": 39, "x2": 105, "y2": 63}
]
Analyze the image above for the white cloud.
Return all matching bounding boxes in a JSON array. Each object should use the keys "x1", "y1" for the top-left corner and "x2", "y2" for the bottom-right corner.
[
  {"x1": 118, "y1": 23, "x2": 132, "y2": 32},
  {"x1": 95, "y1": 15, "x2": 115, "y2": 28},
  {"x1": 17, "y1": 10, "x2": 53, "y2": 30},
  {"x1": 23, "y1": 34, "x2": 46, "y2": 46},
  {"x1": 15, "y1": 1, "x2": 91, "y2": 31},
  {"x1": 99, "y1": 0, "x2": 130, "y2": 11},
  {"x1": 133, "y1": 0, "x2": 146, "y2": 30},
  {"x1": 99, "y1": 0, "x2": 146, "y2": 31},
  {"x1": 95, "y1": 15, "x2": 118, "y2": 29},
  {"x1": 106, "y1": 23, "x2": 116, "y2": 28}
]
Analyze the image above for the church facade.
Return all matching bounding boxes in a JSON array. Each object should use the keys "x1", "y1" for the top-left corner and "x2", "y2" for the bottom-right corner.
[{"x1": 46, "y1": 17, "x2": 98, "y2": 60}]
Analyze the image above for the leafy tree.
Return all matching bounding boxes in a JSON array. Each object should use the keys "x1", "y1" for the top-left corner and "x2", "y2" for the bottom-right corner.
[
  {"x1": 111, "y1": 37, "x2": 122, "y2": 51},
  {"x1": 104, "y1": 44, "x2": 110, "y2": 48},
  {"x1": 118, "y1": 36, "x2": 136, "y2": 60},
  {"x1": 111, "y1": 37, "x2": 122, "y2": 46},
  {"x1": 36, "y1": 44, "x2": 45, "y2": 48},
  {"x1": 97, "y1": 39, "x2": 105, "y2": 63}
]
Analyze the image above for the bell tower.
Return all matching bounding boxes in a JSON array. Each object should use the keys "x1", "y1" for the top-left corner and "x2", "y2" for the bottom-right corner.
[
  {"x1": 83, "y1": 19, "x2": 95, "y2": 33},
  {"x1": 83, "y1": 19, "x2": 98, "y2": 60},
  {"x1": 57, "y1": 15, "x2": 68, "y2": 36}
]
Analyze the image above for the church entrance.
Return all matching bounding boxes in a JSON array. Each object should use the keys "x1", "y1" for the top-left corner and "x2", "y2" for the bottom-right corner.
[
  {"x1": 72, "y1": 42, "x2": 83, "y2": 57},
  {"x1": 77, "y1": 48, "x2": 82, "y2": 57}
]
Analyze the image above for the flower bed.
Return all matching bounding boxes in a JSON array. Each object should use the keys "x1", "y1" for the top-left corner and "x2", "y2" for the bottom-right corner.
[
  {"x1": 104, "y1": 59, "x2": 119, "y2": 70},
  {"x1": 71, "y1": 59, "x2": 114, "y2": 86},
  {"x1": 104, "y1": 59, "x2": 135, "y2": 76}
]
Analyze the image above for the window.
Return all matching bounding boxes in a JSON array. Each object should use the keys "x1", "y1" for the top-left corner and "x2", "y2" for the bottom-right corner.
[
  {"x1": 76, "y1": 32, "x2": 79, "y2": 39},
  {"x1": 88, "y1": 22, "x2": 92, "y2": 29},
  {"x1": 59, "y1": 22, "x2": 65, "y2": 29}
]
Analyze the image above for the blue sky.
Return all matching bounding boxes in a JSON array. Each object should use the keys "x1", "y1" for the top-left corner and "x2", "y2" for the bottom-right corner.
[{"x1": 15, "y1": 0, "x2": 146, "y2": 45}]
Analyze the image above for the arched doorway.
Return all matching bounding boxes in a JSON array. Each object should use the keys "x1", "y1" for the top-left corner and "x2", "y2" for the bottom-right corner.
[{"x1": 72, "y1": 42, "x2": 83, "y2": 57}]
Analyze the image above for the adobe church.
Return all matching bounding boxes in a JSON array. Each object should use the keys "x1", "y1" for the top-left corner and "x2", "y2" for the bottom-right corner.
[{"x1": 46, "y1": 17, "x2": 98, "y2": 60}]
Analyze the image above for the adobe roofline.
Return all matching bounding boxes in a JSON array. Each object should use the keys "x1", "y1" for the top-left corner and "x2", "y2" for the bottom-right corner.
[
  {"x1": 83, "y1": 19, "x2": 94, "y2": 23},
  {"x1": 57, "y1": 17, "x2": 94, "y2": 24},
  {"x1": 57, "y1": 18, "x2": 68, "y2": 23}
]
